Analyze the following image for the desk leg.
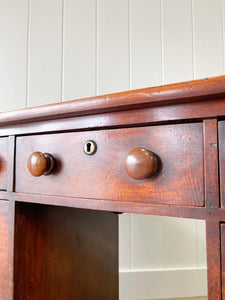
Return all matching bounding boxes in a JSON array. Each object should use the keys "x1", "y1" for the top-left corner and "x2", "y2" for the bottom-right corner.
[
  {"x1": 13, "y1": 203, "x2": 118, "y2": 300},
  {"x1": 0, "y1": 200, "x2": 12, "y2": 299},
  {"x1": 206, "y1": 220, "x2": 221, "y2": 300},
  {"x1": 221, "y1": 224, "x2": 225, "y2": 299}
]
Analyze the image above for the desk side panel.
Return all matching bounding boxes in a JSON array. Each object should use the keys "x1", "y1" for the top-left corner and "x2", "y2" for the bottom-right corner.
[{"x1": 14, "y1": 203, "x2": 118, "y2": 300}]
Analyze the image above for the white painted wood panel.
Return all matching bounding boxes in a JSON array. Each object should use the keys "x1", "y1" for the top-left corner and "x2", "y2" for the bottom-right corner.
[
  {"x1": 0, "y1": 0, "x2": 28, "y2": 112},
  {"x1": 162, "y1": 0, "x2": 193, "y2": 84},
  {"x1": 130, "y1": 0, "x2": 162, "y2": 89},
  {"x1": 119, "y1": 268, "x2": 207, "y2": 300},
  {"x1": 27, "y1": 0, "x2": 63, "y2": 107},
  {"x1": 131, "y1": 214, "x2": 164, "y2": 270},
  {"x1": 164, "y1": 217, "x2": 197, "y2": 268},
  {"x1": 63, "y1": 0, "x2": 96, "y2": 101},
  {"x1": 193, "y1": 0, "x2": 224, "y2": 78},
  {"x1": 119, "y1": 214, "x2": 131, "y2": 270},
  {"x1": 196, "y1": 220, "x2": 207, "y2": 267},
  {"x1": 98, "y1": 0, "x2": 129, "y2": 94}
]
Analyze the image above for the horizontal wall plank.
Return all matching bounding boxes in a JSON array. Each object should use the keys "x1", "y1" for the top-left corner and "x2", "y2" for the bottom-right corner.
[{"x1": 119, "y1": 268, "x2": 207, "y2": 300}]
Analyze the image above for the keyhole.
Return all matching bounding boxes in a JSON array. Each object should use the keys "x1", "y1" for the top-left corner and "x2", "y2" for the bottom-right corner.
[
  {"x1": 83, "y1": 140, "x2": 97, "y2": 155},
  {"x1": 86, "y1": 142, "x2": 91, "y2": 153}
]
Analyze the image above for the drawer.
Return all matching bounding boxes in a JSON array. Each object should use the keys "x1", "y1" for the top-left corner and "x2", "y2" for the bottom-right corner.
[
  {"x1": 15, "y1": 123, "x2": 204, "y2": 206},
  {"x1": 0, "y1": 138, "x2": 8, "y2": 190}
]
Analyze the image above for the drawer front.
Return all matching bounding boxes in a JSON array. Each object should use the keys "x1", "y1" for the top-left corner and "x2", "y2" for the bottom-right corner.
[
  {"x1": 15, "y1": 123, "x2": 204, "y2": 206},
  {"x1": 0, "y1": 138, "x2": 8, "y2": 190}
]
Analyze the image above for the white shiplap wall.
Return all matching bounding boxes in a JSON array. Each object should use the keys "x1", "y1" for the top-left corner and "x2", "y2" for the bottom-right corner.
[{"x1": 1, "y1": 0, "x2": 224, "y2": 298}]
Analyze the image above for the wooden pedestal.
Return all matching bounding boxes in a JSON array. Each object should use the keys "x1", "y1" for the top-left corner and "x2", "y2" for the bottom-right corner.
[{"x1": 13, "y1": 203, "x2": 118, "y2": 300}]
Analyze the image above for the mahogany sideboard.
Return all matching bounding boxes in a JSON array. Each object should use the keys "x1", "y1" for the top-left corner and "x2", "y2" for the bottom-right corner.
[{"x1": 1, "y1": 76, "x2": 225, "y2": 299}]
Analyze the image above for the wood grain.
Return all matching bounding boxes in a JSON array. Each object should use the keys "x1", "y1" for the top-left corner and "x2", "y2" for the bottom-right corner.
[
  {"x1": 14, "y1": 203, "x2": 118, "y2": 300},
  {"x1": 7, "y1": 136, "x2": 15, "y2": 192},
  {"x1": 203, "y1": 119, "x2": 219, "y2": 207},
  {"x1": 206, "y1": 221, "x2": 221, "y2": 300},
  {"x1": 221, "y1": 223, "x2": 225, "y2": 300},
  {"x1": 15, "y1": 123, "x2": 204, "y2": 207},
  {"x1": 0, "y1": 201, "x2": 11, "y2": 299},
  {"x1": 0, "y1": 138, "x2": 8, "y2": 191},
  {"x1": 8, "y1": 200, "x2": 14, "y2": 300},
  {"x1": 1, "y1": 98, "x2": 225, "y2": 139},
  {"x1": 2, "y1": 190, "x2": 225, "y2": 221},
  {"x1": 0, "y1": 76, "x2": 225, "y2": 126},
  {"x1": 218, "y1": 121, "x2": 225, "y2": 207}
]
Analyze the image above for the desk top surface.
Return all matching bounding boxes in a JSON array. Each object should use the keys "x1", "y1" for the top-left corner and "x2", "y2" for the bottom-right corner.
[{"x1": 0, "y1": 75, "x2": 225, "y2": 126}]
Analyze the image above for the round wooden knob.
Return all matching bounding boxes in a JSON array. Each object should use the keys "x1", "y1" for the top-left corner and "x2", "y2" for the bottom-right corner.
[
  {"x1": 125, "y1": 148, "x2": 158, "y2": 180},
  {"x1": 27, "y1": 152, "x2": 55, "y2": 177}
]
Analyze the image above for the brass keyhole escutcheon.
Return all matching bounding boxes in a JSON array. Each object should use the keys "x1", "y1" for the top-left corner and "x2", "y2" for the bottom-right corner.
[{"x1": 83, "y1": 140, "x2": 97, "y2": 155}]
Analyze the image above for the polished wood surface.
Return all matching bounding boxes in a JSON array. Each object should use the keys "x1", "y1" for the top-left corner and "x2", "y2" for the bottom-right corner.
[
  {"x1": 0, "y1": 138, "x2": 8, "y2": 191},
  {"x1": 206, "y1": 221, "x2": 221, "y2": 300},
  {"x1": 0, "y1": 76, "x2": 225, "y2": 126},
  {"x1": 14, "y1": 203, "x2": 118, "y2": 300},
  {"x1": 1, "y1": 98, "x2": 225, "y2": 139},
  {"x1": 203, "y1": 119, "x2": 219, "y2": 208},
  {"x1": 15, "y1": 123, "x2": 204, "y2": 207},
  {"x1": 221, "y1": 224, "x2": 225, "y2": 300},
  {"x1": 0, "y1": 76, "x2": 224, "y2": 299},
  {"x1": 124, "y1": 147, "x2": 158, "y2": 179},
  {"x1": 3, "y1": 190, "x2": 225, "y2": 221},
  {"x1": 219, "y1": 121, "x2": 225, "y2": 208},
  {"x1": 27, "y1": 152, "x2": 55, "y2": 177},
  {"x1": 0, "y1": 201, "x2": 11, "y2": 299}
]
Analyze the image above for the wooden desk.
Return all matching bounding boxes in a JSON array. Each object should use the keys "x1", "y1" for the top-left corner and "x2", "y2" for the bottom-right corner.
[{"x1": 0, "y1": 75, "x2": 225, "y2": 299}]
